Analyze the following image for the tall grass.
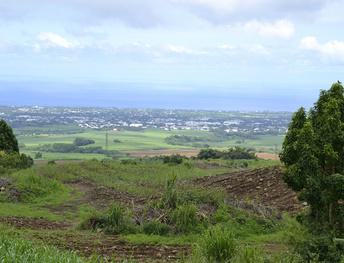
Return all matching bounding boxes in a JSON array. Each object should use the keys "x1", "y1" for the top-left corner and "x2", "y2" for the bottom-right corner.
[{"x1": 0, "y1": 234, "x2": 91, "y2": 263}]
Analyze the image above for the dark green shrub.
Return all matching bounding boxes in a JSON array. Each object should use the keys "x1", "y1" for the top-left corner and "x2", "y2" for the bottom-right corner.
[
  {"x1": 294, "y1": 232, "x2": 344, "y2": 262},
  {"x1": 120, "y1": 159, "x2": 137, "y2": 165},
  {"x1": 142, "y1": 221, "x2": 170, "y2": 236},
  {"x1": 73, "y1": 137, "x2": 95, "y2": 146},
  {"x1": 163, "y1": 154, "x2": 184, "y2": 165}
]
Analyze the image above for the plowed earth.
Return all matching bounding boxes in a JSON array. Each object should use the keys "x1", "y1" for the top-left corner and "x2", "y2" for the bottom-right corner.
[
  {"x1": 192, "y1": 166, "x2": 303, "y2": 215},
  {"x1": 0, "y1": 165, "x2": 300, "y2": 262}
]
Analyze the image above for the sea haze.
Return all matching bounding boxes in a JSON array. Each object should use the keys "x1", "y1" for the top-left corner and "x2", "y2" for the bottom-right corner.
[{"x1": 1, "y1": 80, "x2": 322, "y2": 112}]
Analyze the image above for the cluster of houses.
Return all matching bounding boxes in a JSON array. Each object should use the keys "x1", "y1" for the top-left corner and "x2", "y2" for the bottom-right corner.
[{"x1": 0, "y1": 106, "x2": 291, "y2": 134}]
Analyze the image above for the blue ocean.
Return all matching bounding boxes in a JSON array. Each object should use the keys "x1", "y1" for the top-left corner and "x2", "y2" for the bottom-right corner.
[{"x1": 0, "y1": 79, "x2": 324, "y2": 112}]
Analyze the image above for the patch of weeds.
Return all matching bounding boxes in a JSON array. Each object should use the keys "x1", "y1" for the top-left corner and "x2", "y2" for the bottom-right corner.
[
  {"x1": 142, "y1": 221, "x2": 170, "y2": 236},
  {"x1": 120, "y1": 159, "x2": 137, "y2": 165},
  {"x1": 10, "y1": 170, "x2": 66, "y2": 203},
  {"x1": 171, "y1": 204, "x2": 205, "y2": 234},
  {"x1": 193, "y1": 226, "x2": 237, "y2": 262},
  {"x1": 234, "y1": 245, "x2": 264, "y2": 263},
  {"x1": 189, "y1": 226, "x2": 268, "y2": 263},
  {"x1": 159, "y1": 173, "x2": 178, "y2": 210},
  {"x1": 80, "y1": 202, "x2": 137, "y2": 235},
  {"x1": 0, "y1": 233, "x2": 91, "y2": 263},
  {"x1": 212, "y1": 203, "x2": 281, "y2": 237}
]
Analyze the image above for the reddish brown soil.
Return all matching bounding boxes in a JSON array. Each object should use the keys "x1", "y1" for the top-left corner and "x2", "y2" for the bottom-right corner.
[{"x1": 192, "y1": 166, "x2": 302, "y2": 215}]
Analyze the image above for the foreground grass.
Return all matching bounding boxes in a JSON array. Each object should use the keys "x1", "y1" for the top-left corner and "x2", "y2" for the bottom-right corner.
[
  {"x1": 0, "y1": 158, "x2": 305, "y2": 262},
  {"x1": 0, "y1": 233, "x2": 103, "y2": 263}
]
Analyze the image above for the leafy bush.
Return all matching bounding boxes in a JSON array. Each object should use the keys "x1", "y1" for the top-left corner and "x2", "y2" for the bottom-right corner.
[
  {"x1": 142, "y1": 221, "x2": 170, "y2": 236},
  {"x1": 293, "y1": 232, "x2": 344, "y2": 262},
  {"x1": 197, "y1": 147, "x2": 257, "y2": 160},
  {"x1": 120, "y1": 159, "x2": 137, "y2": 165},
  {"x1": 0, "y1": 152, "x2": 30, "y2": 175},
  {"x1": 73, "y1": 137, "x2": 95, "y2": 146},
  {"x1": 163, "y1": 154, "x2": 185, "y2": 165}
]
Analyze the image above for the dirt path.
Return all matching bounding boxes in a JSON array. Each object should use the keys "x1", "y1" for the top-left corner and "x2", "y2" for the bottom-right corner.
[{"x1": 0, "y1": 176, "x2": 187, "y2": 262}]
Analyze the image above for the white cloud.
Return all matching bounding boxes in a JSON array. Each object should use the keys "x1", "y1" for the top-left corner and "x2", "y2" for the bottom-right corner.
[
  {"x1": 171, "y1": 0, "x2": 264, "y2": 13},
  {"x1": 300, "y1": 37, "x2": 344, "y2": 62},
  {"x1": 37, "y1": 32, "x2": 80, "y2": 49},
  {"x1": 248, "y1": 45, "x2": 269, "y2": 56},
  {"x1": 238, "y1": 20, "x2": 295, "y2": 39},
  {"x1": 171, "y1": 0, "x2": 334, "y2": 24},
  {"x1": 218, "y1": 45, "x2": 236, "y2": 50},
  {"x1": 166, "y1": 44, "x2": 200, "y2": 55}
]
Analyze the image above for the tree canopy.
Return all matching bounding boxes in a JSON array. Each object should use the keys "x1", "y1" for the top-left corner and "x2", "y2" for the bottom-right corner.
[
  {"x1": 0, "y1": 119, "x2": 19, "y2": 153},
  {"x1": 280, "y1": 82, "x2": 344, "y2": 235}
]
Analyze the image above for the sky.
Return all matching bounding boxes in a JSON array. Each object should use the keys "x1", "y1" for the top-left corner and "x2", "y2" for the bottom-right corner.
[{"x1": 1, "y1": 0, "x2": 344, "y2": 111}]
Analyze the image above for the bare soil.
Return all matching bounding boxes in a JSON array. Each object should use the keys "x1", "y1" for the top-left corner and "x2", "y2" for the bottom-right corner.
[
  {"x1": 192, "y1": 166, "x2": 302, "y2": 215},
  {"x1": 0, "y1": 165, "x2": 301, "y2": 261}
]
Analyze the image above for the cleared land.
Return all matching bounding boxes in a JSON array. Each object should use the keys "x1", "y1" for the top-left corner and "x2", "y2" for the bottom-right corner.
[{"x1": 0, "y1": 162, "x2": 296, "y2": 262}]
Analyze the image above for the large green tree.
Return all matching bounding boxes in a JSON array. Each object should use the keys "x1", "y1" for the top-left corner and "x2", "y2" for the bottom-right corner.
[
  {"x1": 0, "y1": 119, "x2": 19, "y2": 153},
  {"x1": 280, "y1": 82, "x2": 344, "y2": 235}
]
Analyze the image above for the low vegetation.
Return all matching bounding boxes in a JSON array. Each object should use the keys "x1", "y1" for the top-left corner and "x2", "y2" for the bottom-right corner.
[{"x1": 0, "y1": 156, "x2": 314, "y2": 262}]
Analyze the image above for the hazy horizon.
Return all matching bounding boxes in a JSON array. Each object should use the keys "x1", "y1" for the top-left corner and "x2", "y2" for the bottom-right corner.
[
  {"x1": 1, "y1": 1, "x2": 343, "y2": 112},
  {"x1": 1, "y1": 79, "x2": 324, "y2": 112}
]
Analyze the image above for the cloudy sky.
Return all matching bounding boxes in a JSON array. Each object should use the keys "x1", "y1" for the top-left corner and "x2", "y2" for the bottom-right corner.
[{"x1": 1, "y1": 0, "x2": 344, "y2": 110}]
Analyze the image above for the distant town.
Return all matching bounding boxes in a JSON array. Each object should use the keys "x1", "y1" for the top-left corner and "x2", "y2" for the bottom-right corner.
[{"x1": 0, "y1": 106, "x2": 292, "y2": 135}]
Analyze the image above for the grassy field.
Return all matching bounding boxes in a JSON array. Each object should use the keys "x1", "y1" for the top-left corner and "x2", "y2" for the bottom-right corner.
[
  {"x1": 0, "y1": 158, "x2": 307, "y2": 262},
  {"x1": 16, "y1": 126, "x2": 285, "y2": 161}
]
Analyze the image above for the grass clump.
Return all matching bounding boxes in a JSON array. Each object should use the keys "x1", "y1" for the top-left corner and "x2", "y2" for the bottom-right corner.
[
  {"x1": 171, "y1": 204, "x2": 203, "y2": 234},
  {"x1": 191, "y1": 226, "x2": 237, "y2": 262},
  {"x1": 142, "y1": 221, "x2": 170, "y2": 236},
  {"x1": 0, "y1": 233, "x2": 91, "y2": 263},
  {"x1": 81, "y1": 202, "x2": 137, "y2": 235}
]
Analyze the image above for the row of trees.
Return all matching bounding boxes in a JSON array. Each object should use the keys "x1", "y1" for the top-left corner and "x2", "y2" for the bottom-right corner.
[
  {"x1": 197, "y1": 147, "x2": 257, "y2": 160},
  {"x1": 0, "y1": 119, "x2": 31, "y2": 174},
  {"x1": 280, "y1": 82, "x2": 344, "y2": 261}
]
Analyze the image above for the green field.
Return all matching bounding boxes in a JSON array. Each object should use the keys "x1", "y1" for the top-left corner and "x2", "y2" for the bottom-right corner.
[
  {"x1": 0, "y1": 158, "x2": 305, "y2": 262},
  {"x1": 16, "y1": 126, "x2": 285, "y2": 161}
]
